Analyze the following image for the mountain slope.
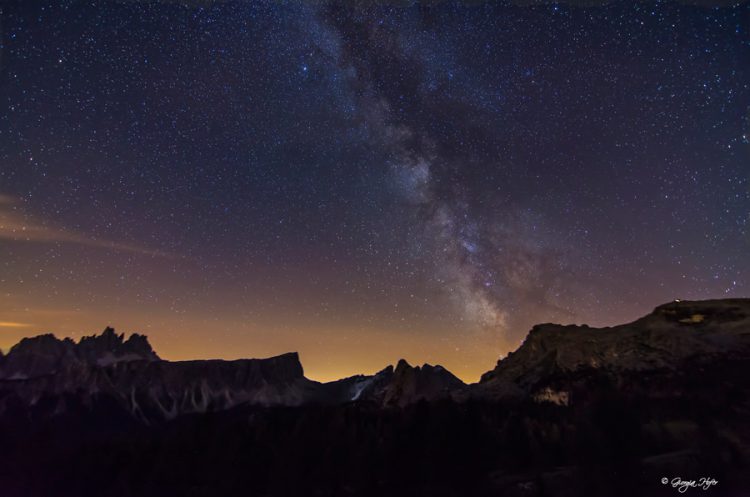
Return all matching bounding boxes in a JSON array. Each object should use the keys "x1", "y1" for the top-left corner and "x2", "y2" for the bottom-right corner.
[{"x1": 476, "y1": 298, "x2": 750, "y2": 402}]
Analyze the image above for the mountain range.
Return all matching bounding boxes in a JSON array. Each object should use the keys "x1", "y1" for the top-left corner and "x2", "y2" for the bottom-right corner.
[
  {"x1": 1, "y1": 298, "x2": 749, "y2": 497},
  {"x1": 2, "y1": 298, "x2": 748, "y2": 420}
]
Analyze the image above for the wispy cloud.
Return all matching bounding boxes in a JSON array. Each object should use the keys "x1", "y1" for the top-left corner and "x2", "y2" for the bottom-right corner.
[
  {"x1": 0, "y1": 321, "x2": 33, "y2": 328},
  {"x1": 0, "y1": 195, "x2": 174, "y2": 258}
]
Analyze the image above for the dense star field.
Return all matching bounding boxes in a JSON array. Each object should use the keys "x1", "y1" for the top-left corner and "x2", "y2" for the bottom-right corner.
[{"x1": 0, "y1": 1, "x2": 748, "y2": 381}]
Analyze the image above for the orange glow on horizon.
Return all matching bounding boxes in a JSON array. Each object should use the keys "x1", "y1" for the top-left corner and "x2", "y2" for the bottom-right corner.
[{"x1": 0, "y1": 305, "x2": 516, "y2": 383}]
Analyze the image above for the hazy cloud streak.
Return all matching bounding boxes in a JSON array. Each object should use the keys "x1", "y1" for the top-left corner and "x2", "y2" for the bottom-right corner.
[
  {"x1": 0, "y1": 322, "x2": 33, "y2": 329},
  {"x1": 0, "y1": 195, "x2": 174, "y2": 258}
]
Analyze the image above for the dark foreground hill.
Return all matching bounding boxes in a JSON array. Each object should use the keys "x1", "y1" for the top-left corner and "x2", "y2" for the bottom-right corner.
[{"x1": 0, "y1": 299, "x2": 749, "y2": 496}]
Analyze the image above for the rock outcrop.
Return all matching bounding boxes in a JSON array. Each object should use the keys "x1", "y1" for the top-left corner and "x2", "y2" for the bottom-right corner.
[{"x1": 477, "y1": 298, "x2": 750, "y2": 402}]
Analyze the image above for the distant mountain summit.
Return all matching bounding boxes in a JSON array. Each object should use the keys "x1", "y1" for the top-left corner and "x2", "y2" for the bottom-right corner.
[
  {"x1": 77, "y1": 327, "x2": 159, "y2": 366},
  {"x1": 0, "y1": 327, "x2": 159, "y2": 380},
  {"x1": 321, "y1": 359, "x2": 466, "y2": 406},
  {"x1": 380, "y1": 359, "x2": 465, "y2": 406},
  {"x1": 0, "y1": 298, "x2": 748, "y2": 421}
]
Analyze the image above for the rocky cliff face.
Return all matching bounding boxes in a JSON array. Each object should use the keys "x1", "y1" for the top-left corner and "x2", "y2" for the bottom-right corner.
[
  {"x1": 477, "y1": 298, "x2": 750, "y2": 402},
  {"x1": 0, "y1": 329, "x2": 316, "y2": 422}
]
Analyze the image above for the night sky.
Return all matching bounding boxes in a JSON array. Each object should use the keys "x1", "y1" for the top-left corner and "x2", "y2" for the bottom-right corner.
[{"x1": 1, "y1": 0, "x2": 748, "y2": 381}]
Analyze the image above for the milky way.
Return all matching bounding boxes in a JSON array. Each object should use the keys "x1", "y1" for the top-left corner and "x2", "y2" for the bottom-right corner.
[
  {"x1": 318, "y1": 4, "x2": 580, "y2": 339},
  {"x1": 0, "y1": 1, "x2": 748, "y2": 380}
]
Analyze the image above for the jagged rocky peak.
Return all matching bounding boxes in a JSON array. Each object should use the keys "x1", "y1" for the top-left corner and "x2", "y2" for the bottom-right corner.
[
  {"x1": 124, "y1": 332, "x2": 154, "y2": 351},
  {"x1": 0, "y1": 327, "x2": 160, "y2": 379},
  {"x1": 393, "y1": 358, "x2": 411, "y2": 374},
  {"x1": 319, "y1": 360, "x2": 466, "y2": 406},
  {"x1": 382, "y1": 358, "x2": 466, "y2": 406},
  {"x1": 392, "y1": 359, "x2": 458, "y2": 380},
  {"x1": 77, "y1": 326, "x2": 159, "y2": 364},
  {"x1": 378, "y1": 364, "x2": 395, "y2": 376},
  {"x1": 393, "y1": 359, "x2": 460, "y2": 378},
  {"x1": 78, "y1": 326, "x2": 125, "y2": 354},
  {"x1": 0, "y1": 333, "x2": 78, "y2": 380}
]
